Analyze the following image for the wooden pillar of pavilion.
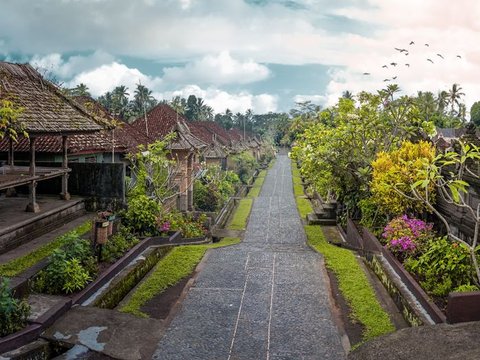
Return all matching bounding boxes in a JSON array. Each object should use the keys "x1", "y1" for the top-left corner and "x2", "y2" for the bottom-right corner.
[
  {"x1": 26, "y1": 137, "x2": 40, "y2": 212},
  {"x1": 61, "y1": 135, "x2": 71, "y2": 200},
  {"x1": 5, "y1": 137, "x2": 17, "y2": 197},
  {"x1": 7, "y1": 137, "x2": 14, "y2": 166}
]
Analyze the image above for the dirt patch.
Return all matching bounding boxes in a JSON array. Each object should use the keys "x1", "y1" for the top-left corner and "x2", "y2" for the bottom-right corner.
[
  {"x1": 140, "y1": 277, "x2": 191, "y2": 320},
  {"x1": 326, "y1": 269, "x2": 364, "y2": 346}
]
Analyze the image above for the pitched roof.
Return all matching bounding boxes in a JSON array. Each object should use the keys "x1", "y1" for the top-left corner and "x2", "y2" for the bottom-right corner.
[
  {"x1": 0, "y1": 97, "x2": 150, "y2": 154},
  {"x1": 188, "y1": 122, "x2": 228, "y2": 158},
  {"x1": 130, "y1": 104, "x2": 206, "y2": 151},
  {"x1": 193, "y1": 121, "x2": 232, "y2": 146},
  {"x1": 0, "y1": 62, "x2": 105, "y2": 135}
]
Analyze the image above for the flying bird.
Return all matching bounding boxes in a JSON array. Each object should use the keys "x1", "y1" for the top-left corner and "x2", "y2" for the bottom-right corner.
[
  {"x1": 404, "y1": 52, "x2": 409, "y2": 56},
  {"x1": 390, "y1": 62, "x2": 398, "y2": 66},
  {"x1": 437, "y1": 54, "x2": 444, "y2": 59},
  {"x1": 392, "y1": 76, "x2": 397, "y2": 80},
  {"x1": 427, "y1": 58, "x2": 434, "y2": 63},
  {"x1": 405, "y1": 63, "x2": 410, "y2": 67},
  {"x1": 383, "y1": 79, "x2": 391, "y2": 82},
  {"x1": 395, "y1": 48, "x2": 408, "y2": 53},
  {"x1": 363, "y1": 72, "x2": 370, "y2": 75},
  {"x1": 382, "y1": 65, "x2": 388, "y2": 68},
  {"x1": 425, "y1": 43, "x2": 429, "y2": 47},
  {"x1": 409, "y1": 41, "x2": 415, "y2": 45},
  {"x1": 456, "y1": 55, "x2": 462, "y2": 59}
]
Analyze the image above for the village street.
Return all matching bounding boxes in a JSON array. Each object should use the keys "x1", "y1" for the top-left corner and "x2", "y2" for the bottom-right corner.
[{"x1": 154, "y1": 154, "x2": 346, "y2": 360}]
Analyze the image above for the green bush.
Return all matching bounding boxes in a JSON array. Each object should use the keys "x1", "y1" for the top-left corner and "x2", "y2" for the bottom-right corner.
[
  {"x1": 0, "y1": 278, "x2": 30, "y2": 337},
  {"x1": 193, "y1": 165, "x2": 240, "y2": 212},
  {"x1": 405, "y1": 237, "x2": 476, "y2": 297},
  {"x1": 34, "y1": 239, "x2": 97, "y2": 295},
  {"x1": 157, "y1": 211, "x2": 207, "y2": 238},
  {"x1": 193, "y1": 180, "x2": 222, "y2": 212},
  {"x1": 101, "y1": 228, "x2": 139, "y2": 263},
  {"x1": 123, "y1": 194, "x2": 161, "y2": 235},
  {"x1": 230, "y1": 152, "x2": 258, "y2": 184}
]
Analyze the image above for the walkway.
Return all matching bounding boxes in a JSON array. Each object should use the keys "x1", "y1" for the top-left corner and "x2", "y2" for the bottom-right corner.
[{"x1": 154, "y1": 155, "x2": 346, "y2": 360}]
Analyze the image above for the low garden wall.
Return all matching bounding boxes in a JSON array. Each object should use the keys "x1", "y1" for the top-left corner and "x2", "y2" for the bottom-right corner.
[
  {"x1": 0, "y1": 232, "x2": 180, "y2": 354},
  {"x1": 343, "y1": 217, "x2": 480, "y2": 324}
]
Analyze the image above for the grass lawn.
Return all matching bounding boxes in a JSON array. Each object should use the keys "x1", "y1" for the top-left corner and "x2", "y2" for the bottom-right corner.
[
  {"x1": 120, "y1": 237, "x2": 240, "y2": 318},
  {"x1": 227, "y1": 198, "x2": 254, "y2": 230},
  {"x1": 304, "y1": 225, "x2": 395, "y2": 343},
  {"x1": 247, "y1": 170, "x2": 267, "y2": 198},
  {"x1": 291, "y1": 158, "x2": 394, "y2": 345},
  {"x1": 0, "y1": 220, "x2": 91, "y2": 278}
]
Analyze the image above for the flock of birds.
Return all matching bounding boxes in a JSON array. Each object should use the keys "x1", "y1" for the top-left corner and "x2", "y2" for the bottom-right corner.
[{"x1": 362, "y1": 41, "x2": 463, "y2": 82}]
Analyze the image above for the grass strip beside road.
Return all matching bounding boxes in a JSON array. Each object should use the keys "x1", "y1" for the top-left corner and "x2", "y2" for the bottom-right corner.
[
  {"x1": 120, "y1": 237, "x2": 241, "y2": 318},
  {"x1": 228, "y1": 198, "x2": 254, "y2": 230},
  {"x1": 291, "y1": 158, "x2": 394, "y2": 345},
  {"x1": 0, "y1": 220, "x2": 91, "y2": 278},
  {"x1": 247, "y1": 170, "x2": 267, "y2": 198},
  {"x1": 304, "y1": 225, "x2": 395, "y2": 344}
]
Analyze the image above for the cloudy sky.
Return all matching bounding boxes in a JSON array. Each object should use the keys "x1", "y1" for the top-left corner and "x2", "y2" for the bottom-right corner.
[{"x1": 1, "y1": 0, "x2": 479, "y2": 115}]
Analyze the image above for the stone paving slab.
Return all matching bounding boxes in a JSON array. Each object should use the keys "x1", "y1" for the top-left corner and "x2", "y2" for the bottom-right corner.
[{"x1": 154, "y1": 155, "x2": 346, "y2": 360}]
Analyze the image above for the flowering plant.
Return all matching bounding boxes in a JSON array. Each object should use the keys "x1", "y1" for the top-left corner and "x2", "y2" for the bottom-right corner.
[{"x1": 382, "y1": 215, "x2": 434, "y2": 261}]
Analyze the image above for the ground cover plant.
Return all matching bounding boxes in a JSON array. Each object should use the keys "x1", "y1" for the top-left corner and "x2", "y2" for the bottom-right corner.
[
  {"x1": 120, "y1": 237, "x2": 240, "y2": 318},
  {"x1": 0, "y1": 220, "x2": 91, "y2": 278},
  {"x1": 227, "y1": 198, "x2": 253, "y2": 230},
  {"x1": 292, "y1": 158, "x2": 394, "y2": 344},
  {"x1": 304, "y1": 225, "x2": 395, "y2": 343},
  {"x1": 0, "y1": 278, "x2": 30, "y2": 337},
  {"x1": 33, "y1": 238, "x2": 97, "y2": 295},
  {"x1": 247, "y1": 169, "x2": 266, "y2": 198}
]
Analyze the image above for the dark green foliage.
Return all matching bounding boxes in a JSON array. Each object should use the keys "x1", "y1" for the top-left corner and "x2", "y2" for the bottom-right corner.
[
  {"x1": 471, "y1": 101, "x2": 480, "y2": 127},
  {"x1": 0, "y1": 278, "x2": 30, "y2": 337},
  {"x1": 158, "y1": 211, "x2": 207, "y2": 238},
  {"x1": 230, "y1": 152, "x2": 258, "y2": 184},
  {"x1": 101, "y1": 228, "x2": 139, "y2": 263},
  {"x1": 34, "y1": 239, "x2": 97, "y2": 295},
  {"x1": 193, "y1": 181, "x2": 221, "y2": 212},
  {"x1": 404, "y1": 237, "x2": 476, "y2": 297},
  {"x1": 122, "y1": 195, "x2": 161, "y2": 236},
  {"x1": 0, "y1": 221, "x2": 91, "y2": 277},
  {"x1": 193, "y1": 165, "x2": 240, "y2": 212}
]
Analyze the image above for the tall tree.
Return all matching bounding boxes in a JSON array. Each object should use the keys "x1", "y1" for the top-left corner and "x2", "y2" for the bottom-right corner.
[
  {"x1": 471, "y1": 101, "x2": 480, "y2": 127},
  {"x1": 448, "y1": 83, "x2": 465, "y2": 116},
  {"x1": 69, "y1": 83, "x2": 91, "y2": 97}
]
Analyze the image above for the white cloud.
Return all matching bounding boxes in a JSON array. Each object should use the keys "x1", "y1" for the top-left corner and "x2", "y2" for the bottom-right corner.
[
  {"x1": 67, "y1": 62, "x2": 163, "y2": 97},
  {"x1": 30, "y1": 50, "x2": 115, "y2": 79},
  {"x1": 163, "y1": 51, "x2": 270, "y2": 85},
  {"x1": 162, "y1": 85, "x2": 278, "y2": 114},
  {"x1": 293, "y1": 94, "x2": 327, "y2": 106}
]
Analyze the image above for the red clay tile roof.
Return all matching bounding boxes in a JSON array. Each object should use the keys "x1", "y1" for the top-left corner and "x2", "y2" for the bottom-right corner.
[
  {"x1": 0, "y1": 97, "x2": 150, "y2": 155},
  {"x1": 130, "y1": 104, "x2": 206, "y2": 151},
  {"x1": 0, "y1": 62, "x2": 105, "y2": 135},
  {"x1": 194, "y1": 121, "x2": 232, "y2": 146}
]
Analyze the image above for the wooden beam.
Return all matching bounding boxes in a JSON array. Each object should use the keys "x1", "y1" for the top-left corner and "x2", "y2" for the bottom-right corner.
[
  {"x1": 8, "y1": 137, "x2": 14, "y2": 166},
  {"x1": 26, "y1": 137, "x2": 39, "y2": 212},
  {"x1": 61, "y1": 135, "x2": 71, "y2": 200}
]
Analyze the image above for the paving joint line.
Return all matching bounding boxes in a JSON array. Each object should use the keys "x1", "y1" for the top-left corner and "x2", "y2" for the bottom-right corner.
[
  {"x1": 266, "y1": 253, "x2": 276, "y2": 360},
  {"x1": 227, "y1": 253, "x2": 250, "y2": 360}
]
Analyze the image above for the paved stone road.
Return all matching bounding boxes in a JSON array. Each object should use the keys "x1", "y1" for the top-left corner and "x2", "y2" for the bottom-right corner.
[{"x1": 154, "y1": 155, "x2": 346, "y2": 360}]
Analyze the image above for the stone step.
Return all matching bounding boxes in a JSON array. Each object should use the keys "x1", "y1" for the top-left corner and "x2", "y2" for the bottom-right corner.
[{"x1": 307, "y1": 213, "x2": 336, "y2": 225}]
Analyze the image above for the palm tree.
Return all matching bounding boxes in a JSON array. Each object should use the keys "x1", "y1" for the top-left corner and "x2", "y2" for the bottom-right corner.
[
  {"x1": 448, "y1": 83, "x2": 465, "y2": 116},
  {"x1": 416, "y1": 91, "x2": 437, "y2": 122},
  {"x1": 112, "y1": 86, "x2": 130, "y2": 119},
  {"x1": 342, "y1": 90, "x2": 353, "y2": 100},
  {"x1": 170, "y1": 96, "x2": 187, "y2": 115},
  {"x1": 436, "y1": 90, "x2": 449, "y2": 115},
  {"x1": 71, "y1": 83, "x2": 91, "y2": 97}
]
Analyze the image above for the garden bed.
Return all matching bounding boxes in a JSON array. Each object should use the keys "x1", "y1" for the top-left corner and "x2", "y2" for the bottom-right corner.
[
  {"x1": 341, "y1": 217, "x2": 480, "y2": 324},
  {"x1": 0, "y1": 231, "x2": 180, "y2": 354}
]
